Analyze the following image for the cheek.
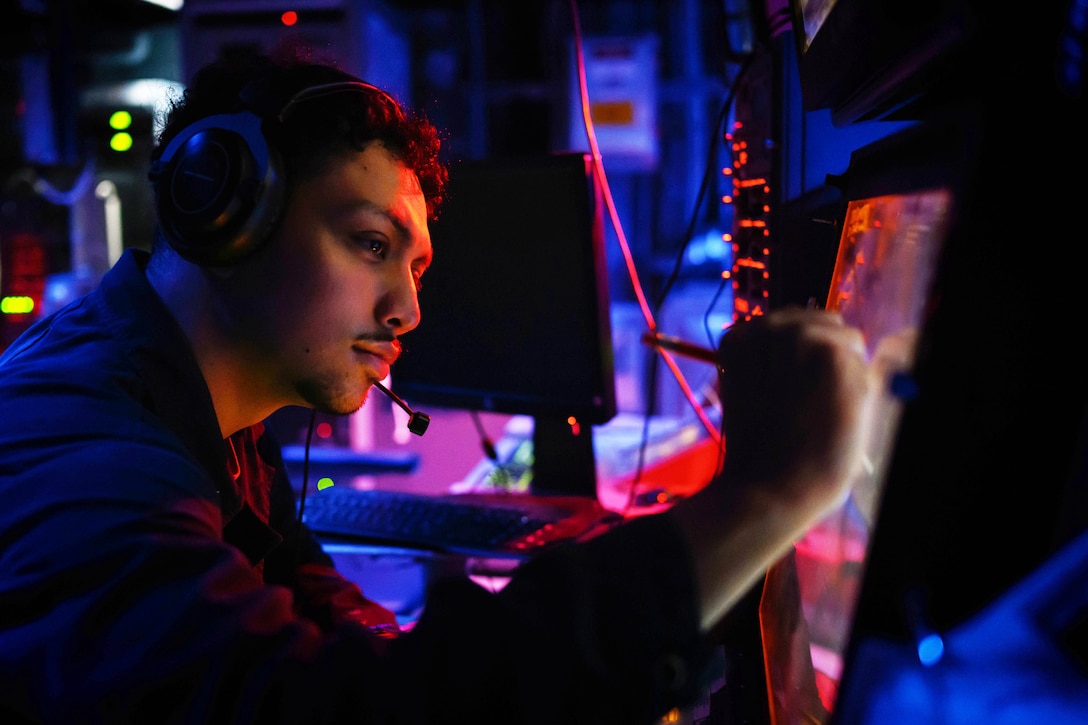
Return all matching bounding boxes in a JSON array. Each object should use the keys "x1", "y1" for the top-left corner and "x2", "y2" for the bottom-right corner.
[
  {"x1": 285, "y1": 277, "x2": 370, "y2": 349},
  {"x1": 243, "y1": 267, "x2": 332, "y2": 354}
]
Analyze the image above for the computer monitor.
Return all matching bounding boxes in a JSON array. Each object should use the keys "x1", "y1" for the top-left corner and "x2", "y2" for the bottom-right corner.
[
  {"x1": 757, "y1": 122, "x2": 955, "y2": 722},
  {"x1": 827, "y1": 126, "x2": 1088, "y2": 722},
  {"x1": 390, "y1": 152, "x2": 616, "y2": 499},
  {"x1": 753, "y1": 99, "x2": 1088, "y2": 724}
]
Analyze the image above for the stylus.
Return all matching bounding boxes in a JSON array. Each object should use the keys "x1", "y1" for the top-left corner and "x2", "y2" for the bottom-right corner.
[{"x1": 640, "y1": 332, "x2": 718, "y2": 365}]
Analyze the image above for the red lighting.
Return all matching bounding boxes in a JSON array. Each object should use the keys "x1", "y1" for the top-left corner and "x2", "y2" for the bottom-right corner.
[
  {"x1": 281, "y1": 11, "x2": 298, "y2": 26},
  {"x1": 316, "y1": 422, "x2": 333, "y2": 439}
]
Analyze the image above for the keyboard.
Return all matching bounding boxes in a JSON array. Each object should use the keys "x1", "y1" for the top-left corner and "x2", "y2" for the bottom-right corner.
[{"x1": 301, "y1": 487, "x2": 623, "y2": 558}]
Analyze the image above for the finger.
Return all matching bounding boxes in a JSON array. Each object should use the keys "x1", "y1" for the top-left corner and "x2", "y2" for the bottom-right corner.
[{"x1": 800, "y1": 317, "x2": 868, "y2": 360}]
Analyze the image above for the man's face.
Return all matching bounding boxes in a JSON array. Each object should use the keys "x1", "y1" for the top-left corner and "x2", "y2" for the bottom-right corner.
[{"x1": 226, "y1": 141, "x2": 433, "y2": 415}]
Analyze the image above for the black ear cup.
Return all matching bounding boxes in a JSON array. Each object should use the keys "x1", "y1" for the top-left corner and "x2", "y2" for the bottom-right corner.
[{"x1": 149, "y1": 111, "x2": 284, "y2": 267}]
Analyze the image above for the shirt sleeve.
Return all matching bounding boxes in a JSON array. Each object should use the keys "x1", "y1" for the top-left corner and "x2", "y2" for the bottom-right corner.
[
  {"x1": 258, "y1": 426, "x2": 400, "y2": 631},
  {"x1": 372, "y1": 513, "x2": 716, "y2": 724},
  {"x1": 2, "y1": 433, "x2": 710, "y2": 725}
]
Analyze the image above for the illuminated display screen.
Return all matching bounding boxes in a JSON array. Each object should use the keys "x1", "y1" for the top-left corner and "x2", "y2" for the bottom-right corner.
[{"x1": 760, "y1": 187, "x2": 952, "y2": 721}]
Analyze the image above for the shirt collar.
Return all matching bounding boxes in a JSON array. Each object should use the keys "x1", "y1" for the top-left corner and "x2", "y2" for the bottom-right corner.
[{"x1": 97, "y1": 249, "x2": 233, "y2": 493}]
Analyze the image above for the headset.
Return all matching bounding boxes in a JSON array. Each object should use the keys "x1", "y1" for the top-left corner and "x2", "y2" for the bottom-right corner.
[{"x1": 148, "y1": 80, "x2": 392, "y2": 267}]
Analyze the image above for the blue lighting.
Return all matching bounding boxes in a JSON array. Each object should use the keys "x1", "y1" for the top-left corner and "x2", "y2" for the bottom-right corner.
[
  {"x1": 889, "y1": 371, "x2": 919, "y2": 400},
  {"x1": 917, "y1": 632, "x2": 945, "y2": 666}
]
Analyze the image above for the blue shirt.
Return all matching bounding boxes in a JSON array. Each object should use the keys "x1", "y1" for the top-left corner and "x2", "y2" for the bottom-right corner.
[{"x1": 0, "y1": 249, "x2": 711, "y2": 724}]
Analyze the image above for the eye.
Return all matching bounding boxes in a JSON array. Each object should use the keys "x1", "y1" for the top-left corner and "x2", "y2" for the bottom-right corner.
[
  {"x1": 365, "y1": 238, "x2": 388, "y2": 257},
  {"x1": 349, "y1": 231, "x2": 390, "y2": 258}
]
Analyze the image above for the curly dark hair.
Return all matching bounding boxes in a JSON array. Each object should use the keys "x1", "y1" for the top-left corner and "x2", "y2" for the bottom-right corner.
[{"x1": 152, "y1": 44, "x2": 448, "y2": 220}]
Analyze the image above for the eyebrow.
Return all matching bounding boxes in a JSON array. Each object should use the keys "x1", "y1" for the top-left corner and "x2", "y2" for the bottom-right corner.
[
  {"x1": 351, "y1": 199, "x2": 411, "y2": 239},
  {"x1": 349, "y1": 199, "x2": 433, "y2": 267}
]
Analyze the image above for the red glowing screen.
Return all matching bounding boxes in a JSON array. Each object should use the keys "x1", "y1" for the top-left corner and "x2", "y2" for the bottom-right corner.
[{"x1": 759, "y1": 187, "x2": 952, "y2": 721}]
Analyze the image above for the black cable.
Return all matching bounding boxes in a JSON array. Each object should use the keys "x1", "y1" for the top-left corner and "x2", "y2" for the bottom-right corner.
[
  {"x1": 654, "y1": 52, "x2": 755, "y2": 313},
  {"x1": 469, "y1": 410, "x2": 498, "y2": 462},
  {"x1": 623, "y1": 348, "x2": 661, "y2": 513},
  {"x1": 704, "y1": 271, "x2": 731, "y2": 349},
  {"x1": 623, "y1": 55, "x2": 755, "y2": 513},
  {"x1": 293, "y1": 408, "x2": 318, "y2": 551}
]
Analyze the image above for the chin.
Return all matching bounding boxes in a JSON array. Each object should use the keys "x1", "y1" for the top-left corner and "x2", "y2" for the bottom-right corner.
[
  {"x1": 297, "y1": 384, "x2": 364, "y2": 417},
  {"x1": 332, "y1": 395, "x2": 366, "y2": 417}
]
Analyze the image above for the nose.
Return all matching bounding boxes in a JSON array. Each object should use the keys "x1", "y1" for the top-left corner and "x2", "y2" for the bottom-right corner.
[{"x1": 380, "y1": 268, "x2": 421, "y2": 335}]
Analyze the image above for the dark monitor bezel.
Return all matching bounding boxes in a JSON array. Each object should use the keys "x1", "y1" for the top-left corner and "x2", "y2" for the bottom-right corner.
[
  {"x1": 830, "y1": 111, "x2": 1088, "y2": 721},
  {"x1": 390, "y1": 152, "x2": 617, "y2": 498}
]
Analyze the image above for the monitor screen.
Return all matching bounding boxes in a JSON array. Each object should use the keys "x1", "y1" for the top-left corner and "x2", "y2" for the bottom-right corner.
[
  {"x1": 760, "y1": 186, "x2": 952, "y2": 721},
  {"x1": 390, "y1": 152, "x2": 616, "y2": 498}
]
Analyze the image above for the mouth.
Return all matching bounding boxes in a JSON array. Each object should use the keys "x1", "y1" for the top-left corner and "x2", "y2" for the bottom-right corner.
[{"x1": 353, "y1": 340, "x2": 401, "y2": 379}]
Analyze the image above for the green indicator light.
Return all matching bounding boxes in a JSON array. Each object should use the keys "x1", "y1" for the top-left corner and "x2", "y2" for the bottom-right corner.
[
  {"x1": 109, "y1": 110, "x2": 132, "y2": 130},
  {"x1": 316, "y1": 477, "x2": 334, "y2": 490},
  {"x1": 1, "y1": 296, "x2": 35, "y2": 314},
  {"x1": 110, "y1": 132, "x2": 133, "y2": 152}
]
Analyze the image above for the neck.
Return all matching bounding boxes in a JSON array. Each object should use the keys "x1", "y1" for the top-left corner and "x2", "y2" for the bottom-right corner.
[{"x1": 146, "y1": 253, "x2": 281, "y2": 437}]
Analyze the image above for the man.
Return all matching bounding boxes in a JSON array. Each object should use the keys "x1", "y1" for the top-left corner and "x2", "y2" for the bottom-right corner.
[{"x1": 0, "y1": 47, "x2": 875, "y2": 724}]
